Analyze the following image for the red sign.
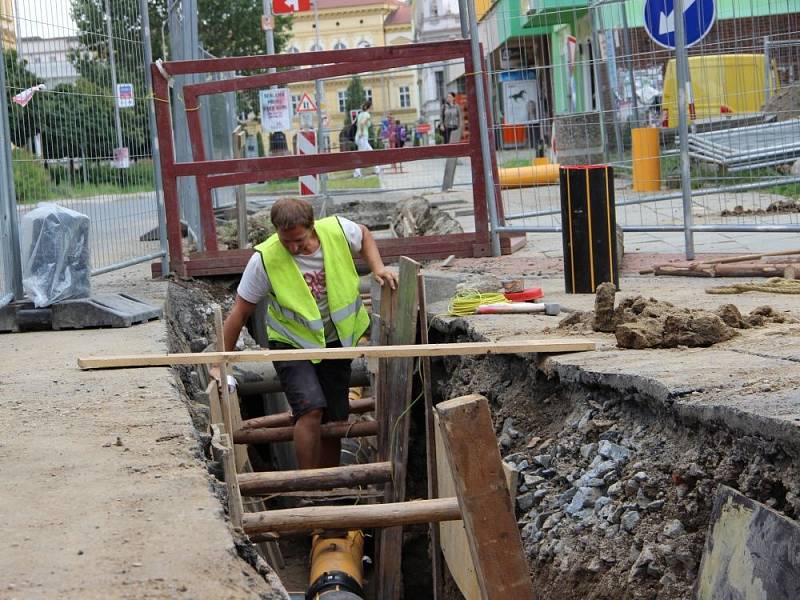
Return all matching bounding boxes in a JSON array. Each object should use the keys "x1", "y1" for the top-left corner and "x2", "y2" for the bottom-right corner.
[
  {"x1": 416, "y1": 123, "x2": 431, "y2": 135},
  {"x1": 273, "y1": 0, "x2": 311, "y2": 14}
]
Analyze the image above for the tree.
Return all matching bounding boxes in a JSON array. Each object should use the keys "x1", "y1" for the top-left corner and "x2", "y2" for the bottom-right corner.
[
  {"x1": 343, "y1": 76, "x2": 366, "y2": 129},
  {"x1": 3, "y1": 49, "x2": 41, "y2": 149}
]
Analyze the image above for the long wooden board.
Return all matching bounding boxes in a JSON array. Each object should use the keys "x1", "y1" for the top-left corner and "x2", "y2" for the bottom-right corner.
[{"x1": 78, "y1": 339, "x2": 596, "y2": 370}]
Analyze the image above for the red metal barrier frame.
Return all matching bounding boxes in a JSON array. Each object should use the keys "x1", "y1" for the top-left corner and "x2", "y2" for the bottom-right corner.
[{"x1": 151, "y1": 40, "x2": 505, "y2": 277}]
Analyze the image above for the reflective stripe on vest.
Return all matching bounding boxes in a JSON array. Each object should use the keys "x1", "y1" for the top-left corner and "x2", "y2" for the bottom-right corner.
[{"x1": 255, "y1": 216, "x2": 370, "y2": 356}]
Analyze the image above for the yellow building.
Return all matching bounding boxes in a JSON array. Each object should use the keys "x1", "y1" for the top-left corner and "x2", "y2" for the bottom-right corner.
[
  {"x1": 283, "y1": 0, "x2": 418, "y2": 149},
  {"x1": 1, "y1": 0, "x2": 16, "y2": 50}
]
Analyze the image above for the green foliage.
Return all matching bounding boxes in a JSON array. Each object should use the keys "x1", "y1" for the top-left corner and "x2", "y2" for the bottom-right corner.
[
  {"x1": 3, "y1": 50, "x2": 41, "y2": 149},
  {"x1": 12, "y1": 149, "x2": 54, "y2": 204},
  {"x1": 343, "y1": 77, "x2": 366, "y2": 128}
]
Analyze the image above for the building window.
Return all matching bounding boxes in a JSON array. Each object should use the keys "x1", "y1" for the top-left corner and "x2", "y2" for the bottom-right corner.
[
  {"x1": 434, "y1": 70, "x2": 445, "y2": 101},
  {"x1": 431, "y1": 2, "x2": 439, "y2": 16},
  {"x1": 357, "y1": 39, "x2": 371, "y2": 48},
  {"x1": 399, "y1": 86, "x2": 411, "y2": 108},
  {"x1": 365, "y1": 88, "x2": 373, "y2": 104},
  {"x1": 334, "y1": 41, "x2": 347, "y2": 50},
  {"x1": 291, "y1": 94, "x2": 301, "y2": 112},
  {"x1": 310, "y1": 42, "x2": 323, "y2": 52},
  {"x1": 338, "y1": 90, "x2": 347, "y2": 113}
]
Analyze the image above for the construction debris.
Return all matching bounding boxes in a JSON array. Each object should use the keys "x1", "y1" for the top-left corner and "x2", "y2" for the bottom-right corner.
[{"x1": 391, "y1": 196, "x2": 463, "y2": 238}]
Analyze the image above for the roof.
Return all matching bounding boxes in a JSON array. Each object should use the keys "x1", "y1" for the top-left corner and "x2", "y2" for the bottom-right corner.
[{"x1": 384, "y1": 3, "x2": 411, "y2": 26}]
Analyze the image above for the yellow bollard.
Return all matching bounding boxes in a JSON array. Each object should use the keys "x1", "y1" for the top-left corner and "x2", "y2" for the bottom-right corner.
[{"x1": 632, "y1": 127, "x2": 661, "y2": 192}]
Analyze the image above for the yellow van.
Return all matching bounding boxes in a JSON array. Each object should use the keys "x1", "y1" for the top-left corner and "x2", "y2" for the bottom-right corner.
[{"x1": 661, "y1": 54, "x2": 779, "y2": 127}]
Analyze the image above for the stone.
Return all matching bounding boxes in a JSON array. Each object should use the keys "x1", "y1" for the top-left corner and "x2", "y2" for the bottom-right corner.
[
  {"x1": 662, "y1": 519, "x2": 685, "y2": 538},
  {"x1": 566, "y1": 487, "x2": 602, "y2": 516},
  {"x1": 501, "y1": 417, "x2": 516, "y2": 436},
  {"x1": 533, "y1": 454, "x2": 553, "y2": 468},
  {"x1": 542, "y1": 512, "x2": 563, "y2": 531},
  {"x1": 586, "y1": 557, "x2": 605, "y2": 573},
  {"x1": 575, "y1": 409, "x2": 594, "y2": 431},
  {"x1": 621, "y1": 510, "x2": 641, "y2": 532},
  {"x1": 586, "y1": 478, "x2": 606, "y2": 488},
  {"x1": 557, "y1": 488, "x2": 578, "y2": 504},
  {"x1": 580, "y1": 442, "x2": 597, "y2": 460},
  {"x1": 498, "y1": 433, "x2": 512, "y2": 451},
  {"x1": 603, "y1": 471, "x2": 619, "y2": 485},
  {"x1": 628, "y1": 545, "x2": 658, "y2": 582},
  {"x1": 633, "y1": 471, "x2": 648, "y2": 482},
  {"x1": 616, "y1": 318, "x2": 664, "y2": 349},
  {"x1": 517, "y1": 460, "x2": 530, "y2": 470},
  {"x1": 517, "y1": 492, "x2": 537, "y2": 512},
  {"x1": 646, "y1": 499, "x2": 665, "y2": 512},
  {"x1": 598, "y1": 440, "x2": 631, "y2": 462},
  {"x1": 524, "y1": 474, "x2": 545, "y2": 487},
  {"x1": 593, "y1": 282, "x2": 618, "y2": 332},
  {"x1": 608, "y1": 505, "x2": 625, "y2": 525},
  {"x1": 595, "y1": 496, "x2": 612, "y2": 512},
  {"x1": 607, "y1": 482, "x2": 624, "y2": 497},
  {"x1": 533, "y1": 489, "x2": 548, "y2": 500},
  {"x1": 624, "y1": 479, "x2": 640, "y2": 497}
]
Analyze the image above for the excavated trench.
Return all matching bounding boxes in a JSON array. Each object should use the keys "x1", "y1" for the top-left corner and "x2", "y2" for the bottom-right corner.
[{"x1": 164, "y1": 275, "x2": 800, "y2": 599}]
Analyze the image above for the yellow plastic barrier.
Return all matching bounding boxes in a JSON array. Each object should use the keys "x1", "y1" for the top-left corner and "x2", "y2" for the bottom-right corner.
[
  {"x1": 499, "y1": 161, "x2": 560, "y2": 189},
  {"x1": 632, "y1": 127, "x2": 661, "y2": 192}
]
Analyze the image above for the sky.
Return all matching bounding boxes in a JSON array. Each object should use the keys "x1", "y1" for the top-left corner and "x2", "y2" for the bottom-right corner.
[{"x1": 15, "y1": 0, "x2": 76, "y2": 38}]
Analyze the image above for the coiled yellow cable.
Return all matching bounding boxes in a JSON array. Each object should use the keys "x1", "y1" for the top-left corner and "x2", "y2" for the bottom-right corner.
[{"x1": 447, "y1": 288, "x2": 509, "y2": 316}]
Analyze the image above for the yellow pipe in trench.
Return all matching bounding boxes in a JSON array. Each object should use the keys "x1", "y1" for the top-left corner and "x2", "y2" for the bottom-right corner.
[
  {"x1": 307, "y1": 530, "x2": 365, "y2": 599},
  {"x1": 499, "y1": 161, "x2": 560, "y2": 189}
]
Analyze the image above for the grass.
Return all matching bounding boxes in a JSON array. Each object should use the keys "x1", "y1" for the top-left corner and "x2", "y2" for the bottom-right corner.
[
  {"x1": 247, "y1": 172, "x2": 381, "y2": 194},
  {"x1": 16, "y1": 182, "x2": 156, "y2": 204},
  {"x1": 500, "y1": 158, "x2": 534, "y2": 169}
]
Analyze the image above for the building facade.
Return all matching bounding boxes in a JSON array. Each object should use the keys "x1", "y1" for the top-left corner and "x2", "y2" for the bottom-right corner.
[
  {"x1": 282, "y1": 0, "x2": 418, "y2": 149},
  {"x1": 17, "y1": 36, "x2": 80, "y2": 87},
  {"x1": 413, "y1": 0, "x2": 463, "y2": 128},
  {"x1": 1, "y1": 0, "x2": 15, "y2": 49}
]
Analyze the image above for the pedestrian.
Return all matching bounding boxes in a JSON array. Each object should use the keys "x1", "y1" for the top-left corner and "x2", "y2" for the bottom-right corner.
[
  {"x1": 395, "y1": 120, "x2": 407, "y2": 148},
  {"x1": 439, "y1": 92, "x2": 463, "y2": 144},
  {"x1": 214, "y1": 197, "x2": 398, "y2": 470},
  {"x1": 353, "y1": 100, "x2": 379, "y2": 178}
]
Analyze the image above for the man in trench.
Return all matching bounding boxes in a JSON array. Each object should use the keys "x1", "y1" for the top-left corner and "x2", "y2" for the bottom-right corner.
[{"x1": 215, "y1": 197, "x2": 397, "y2": 470}]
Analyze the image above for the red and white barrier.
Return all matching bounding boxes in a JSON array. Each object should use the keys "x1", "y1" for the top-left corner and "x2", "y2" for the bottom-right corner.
[{"x1": 298, "y1": 130, "x2": 318, "y2": 196}]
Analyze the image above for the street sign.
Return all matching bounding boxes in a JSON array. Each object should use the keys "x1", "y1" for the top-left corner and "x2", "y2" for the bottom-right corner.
[
  {"x1": 643, "y1": 0, "x2": 715, "y2": 49},
  {"x1": 273, "y1": 0, "x2": 311, "y2": 14},
  {"x1": 260, "y1": 88, "x2": 293, "y2": 132},
  {"x1": 116, "y1": 83, "x2": 135, "y2": 108},
  {"x1": 295, "y1": 92, "x2": 317, "y2": 113}
]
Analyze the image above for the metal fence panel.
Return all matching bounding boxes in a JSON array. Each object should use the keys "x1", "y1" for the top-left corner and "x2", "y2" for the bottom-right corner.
[
  {"x1": 478, "y1": 0, "x2": 800, "y2": 253},
  {"x1": 2, "y1": 0, "x2": 164, "y2": 281}
]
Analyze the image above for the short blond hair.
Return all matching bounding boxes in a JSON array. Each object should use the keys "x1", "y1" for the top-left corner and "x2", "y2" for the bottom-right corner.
[{"x1": 270, "y1": 198, "x2": 314, "y2": 230}]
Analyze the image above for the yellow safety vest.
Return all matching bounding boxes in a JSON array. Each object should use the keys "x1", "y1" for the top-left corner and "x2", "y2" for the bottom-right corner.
[{"x1": 255, "y1": 217, "x2": 370, "y2": 357}]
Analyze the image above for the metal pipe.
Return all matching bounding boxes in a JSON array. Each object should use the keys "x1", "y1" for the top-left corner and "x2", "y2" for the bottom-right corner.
[
  {"x1": 764, "y1": 36, "x2": 771, "y2": 102},
  {"x1": 140, "y1": 0, "x2": 170, "y2": 275},
  {"x1": 673, "y1": 0, "x2": 695, "y2": 259},
  {"x1": 460, "y1": 0, "x2": 501, "y2": 256},
  {"x1": 312, "y1": 0, "x2": 327, "y2": 196},
  {"x1": 589, "y1": 7, "x2": 608, "y2": 161},
  {"x1": 495, "y1": 224, "x2": 800, "y2": 233},
  {"x1": 104, "y1": 0, "x2": 125, "y2": 152},
  {"x1": 90, "y1": 250, "x2": 167, "y2": 277},
  {"x1": 0, "y1": 48, "x2": 23, "y2": 299}
]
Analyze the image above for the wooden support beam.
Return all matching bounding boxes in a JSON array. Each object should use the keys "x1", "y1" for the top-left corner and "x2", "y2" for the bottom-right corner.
[
  {"x1": 237, "y1": 461, "x2": 392, "y2": 496},
  {"x1": 77, "y1": 339, "x2": 597, "y2": 370},
  {"x1": 213, "y1": 307, "x2": 235, "y2": 445},
  {"x1": 233, "y1": 420, "x2": 377, "y2": 445},
  {"x1": 240, "y1": 397, "x2": 375, "y2": 430},
  {"x1": 220, "y1": 433, "x2": 243, "y2": 532},
  {"x1": 242, "y1": 497, "x2": 462, "y2": 535},
  {"x1": 436, "y1": 394, "x2": 535, "y2": 599}
]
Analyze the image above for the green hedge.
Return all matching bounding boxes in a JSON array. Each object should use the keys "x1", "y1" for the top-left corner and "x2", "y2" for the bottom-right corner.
[{"x1": 12, "y1": 148, "x2": 53, "y2": 204}]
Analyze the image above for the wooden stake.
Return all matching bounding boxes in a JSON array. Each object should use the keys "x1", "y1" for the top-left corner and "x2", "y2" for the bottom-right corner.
[
  {"x1": 77, "y1": 339, "x2": 597, "y2": 370},
  {"x1": 213, "y1": 307, "x2": 235, "y2": 447},
  {"x1": 436, "y1": 394, "x2": 535, "y2": 600},
  {"x1": 220, "y1": 433, "x2": 243, "y2": 532},
  {"x1": 237, "y1": 461, "x2": 392, "y2": 496},
  {"x1": 233, "y1": 420, "x2": 377, "y2": 445},
  {"x1": 242, "y1": 497, "x2": 462, "y2": 535},
  {"x1": 419, "y1": 271, "x2": 443, "y2": 600}
]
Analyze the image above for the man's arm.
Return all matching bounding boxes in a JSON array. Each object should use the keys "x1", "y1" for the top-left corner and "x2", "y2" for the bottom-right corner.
[
  {"x1": 209, "y1": 295, "x2": 258, "y2": 384},
  {"x1": 359, "y1": 224, "x2": 398, "y2": 290}
]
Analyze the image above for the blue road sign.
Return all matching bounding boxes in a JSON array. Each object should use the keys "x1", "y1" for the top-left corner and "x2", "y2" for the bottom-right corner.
[{"x1": 643, "y1": 0, "x2": 716, "y2": 49}]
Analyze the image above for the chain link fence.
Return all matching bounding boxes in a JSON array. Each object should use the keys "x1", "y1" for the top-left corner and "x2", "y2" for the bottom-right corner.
[
  {"x1": 1, "y1": 0, "x2": 165, "y2": 295},
  {"x1": 478, "y1": 0, "x2": 800, "y2": 253}
]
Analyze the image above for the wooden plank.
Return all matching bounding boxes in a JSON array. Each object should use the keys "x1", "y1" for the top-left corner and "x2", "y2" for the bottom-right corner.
[
  {"x1": 240, "y1": 396, "x2": 375, "y2": 430},
  {"x1": 237, "y1": 462, "x2": 392, "y2": 496},
  {"x1": 242, "y1": 498, "x2": 462, "y2": 536},
  {"x1": 418, "y1": 272, "x2": 443, "y2": 600},
  {"x1": 78, "y1": 339, "x2": 597, "y2": 370},
  {"x1": 377, "y1": 257, "x2": 421, "y2": 600},
  {"x1": 233, "y1": 420, "x2": 377, "y2": 445},
  {"x1": 214, "y1": 307, "x2": 248, "y2": 470},
  {"x1": 220, "y1": 433, "x2": 243, "y2": 532},
  {"x1": 436, "y1": 423, "x2": 519, "y2": 600},
  {"x1": 205, "y1": 380, "x2": 223, "y2": 427},
  {"x1": 696, "y1": 485, "x2": 800, "y2": 600},
  {"x1": 435, "y1": 394, "x2": 535, "y2": 600}
]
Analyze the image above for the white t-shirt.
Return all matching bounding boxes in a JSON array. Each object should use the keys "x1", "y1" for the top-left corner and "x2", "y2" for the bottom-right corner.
[
  {"x1": 237, "y1": 217, "x2": 364, "y2": 342},
  {"x1": 356, "y1": 110, "x2": 371, "y2": 139}
]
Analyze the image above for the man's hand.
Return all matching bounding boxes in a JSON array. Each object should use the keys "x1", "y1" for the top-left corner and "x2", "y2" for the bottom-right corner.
[
  {"x1": 373, "y1": 267, "x2": 398, "y2": 290},
  {"x1": 208, "y1": 365, "x2": 222, "y2": 385}
]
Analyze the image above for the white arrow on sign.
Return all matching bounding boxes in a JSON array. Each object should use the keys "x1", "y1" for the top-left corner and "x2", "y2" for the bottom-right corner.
[
  {"x1": 659, "y1": 0, "x2": 697, "y2": 35},
  {"x1": 285, "y1": 0, "x2": 300, "y2": 9}
]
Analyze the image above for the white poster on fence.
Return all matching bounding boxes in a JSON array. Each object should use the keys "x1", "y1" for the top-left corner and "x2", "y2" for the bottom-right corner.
[
  {"x1": 501, "y1": 78, "x2": 539, "y2": 125},
  {"x1": 260, "y1": 88, "x2": 293, "y2": 133}
]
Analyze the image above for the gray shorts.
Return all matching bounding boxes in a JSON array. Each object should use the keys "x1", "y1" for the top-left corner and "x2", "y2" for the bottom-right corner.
[{"x1": 268, "y1": 341, "x2": 352, "y2": 423}]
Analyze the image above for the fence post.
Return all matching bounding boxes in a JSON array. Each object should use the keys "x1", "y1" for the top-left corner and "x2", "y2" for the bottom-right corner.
[
  {"x1": 0, "y1": 50, "x2": 24, "y2": 300},
  {"x1": 460, "y1": 0, "x2": 501, "y2": 257},
  {"x1": 674, "y1": 0, "x2": 696, "y2": 260},
  {"x1": 140, "y1": 0, "x2": 169, "y2": 275}
]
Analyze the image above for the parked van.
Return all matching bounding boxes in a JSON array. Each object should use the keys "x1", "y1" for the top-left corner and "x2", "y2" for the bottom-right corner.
[{"x1": 661, "y1": 54, "x2": 779, "y2": 127}]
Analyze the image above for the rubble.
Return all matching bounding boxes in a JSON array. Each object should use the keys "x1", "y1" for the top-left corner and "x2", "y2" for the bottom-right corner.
[{"x1": 391, "y1": 195, "x2": 463, "y2": 238}]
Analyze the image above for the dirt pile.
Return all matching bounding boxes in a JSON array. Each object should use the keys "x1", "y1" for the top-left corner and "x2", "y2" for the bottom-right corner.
[
  {"x1": 762, "y1": 85, "x2": 800, "y2": 122},
  {"x1": 560, "y1": 283, "x2": 794, "y2": 349},
  {"x1": 391, "y1": 196, "x2": 463, "y2": 238},
  {"x1": 720, "y1": 198, "x2": 800, "y2": 217}
]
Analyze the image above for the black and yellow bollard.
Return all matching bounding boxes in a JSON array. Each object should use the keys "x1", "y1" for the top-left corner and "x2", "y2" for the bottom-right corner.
[
  {"x1": 559, "y1": 165, "x2": 619, "y2": 294},
  {"x1": 306, "y1": 530, "x2": 365, "y2": 600}
]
